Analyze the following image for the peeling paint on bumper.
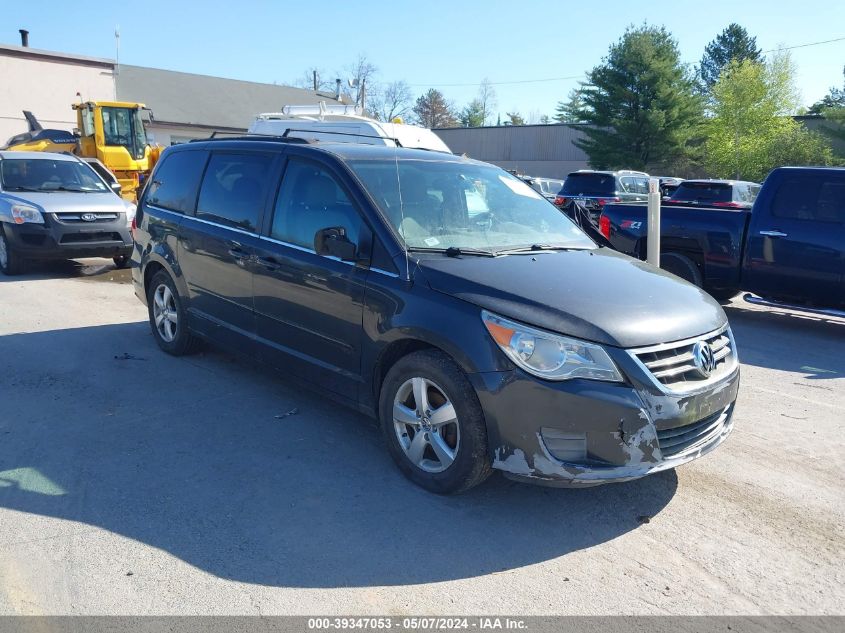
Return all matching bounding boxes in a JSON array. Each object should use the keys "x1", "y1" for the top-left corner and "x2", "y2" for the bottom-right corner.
[{"x1": 470, "y1": 356, "x2": 740, "y2": 487}]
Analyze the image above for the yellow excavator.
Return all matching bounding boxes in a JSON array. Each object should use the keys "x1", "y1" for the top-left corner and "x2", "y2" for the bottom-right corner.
[{"x1": 2, "y1": 102, "x2": 162, "y2": 202}]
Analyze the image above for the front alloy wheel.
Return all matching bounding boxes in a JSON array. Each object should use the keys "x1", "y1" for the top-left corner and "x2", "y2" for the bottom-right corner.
[
  {"x1": 379, "y1": 350, "x2": 492, "y2": 494},
  {"x1": 393, "y1": 377, "x2": 461, "y2": 473}
]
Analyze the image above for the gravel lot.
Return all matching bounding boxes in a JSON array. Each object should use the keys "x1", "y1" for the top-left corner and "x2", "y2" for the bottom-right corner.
[{"x1": 0, "y1": 259, "x2": 843, "y2": 615}]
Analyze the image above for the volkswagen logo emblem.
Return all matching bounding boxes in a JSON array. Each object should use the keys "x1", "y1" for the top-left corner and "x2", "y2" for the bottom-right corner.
[
  {"x1": 81, "y1": 213, "x2": 97, "y2": 222},
  {"x1": 692, "y1": 341, "x2": 716, "y2": 378}
]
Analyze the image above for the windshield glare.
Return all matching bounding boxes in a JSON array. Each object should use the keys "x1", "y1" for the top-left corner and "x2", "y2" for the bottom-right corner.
[
  {"x1": 349, "y1": 159, "x2": 595, "y2": 252},
  {"x1": 0, "y1": 159, "x2": 109, "y2": 193}
]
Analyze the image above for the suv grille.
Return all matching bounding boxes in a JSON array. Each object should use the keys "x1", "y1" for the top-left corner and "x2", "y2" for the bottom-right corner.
[
  {"x1": 630, "y1": 327, "x2": 736, "y2": 392},
  {"x1": 54, "y1": 212, "x2": 120, "y2": 224},
  {"x1": 657, "y1": 404, "x2": 732, "y2": 459}
]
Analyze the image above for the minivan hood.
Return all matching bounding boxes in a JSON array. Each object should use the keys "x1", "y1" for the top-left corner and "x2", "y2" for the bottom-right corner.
[
  {"x1": 416, "y1": 248, "x2": 727, "y2": 348},
  {"x1": 1, "y1": 191, "x2": 127, "y2": 214}
]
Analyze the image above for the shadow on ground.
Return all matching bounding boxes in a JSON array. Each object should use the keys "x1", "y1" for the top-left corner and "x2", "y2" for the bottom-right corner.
[
  {"x1": 0, "y1": 321, "x2": 677, "y2": 588},
  {"x1": 0, "y1": 258, "x2": 131, "y2": 284},
  {"x1": 725, "y1": 302, "x2": 845, "y2": 380}
]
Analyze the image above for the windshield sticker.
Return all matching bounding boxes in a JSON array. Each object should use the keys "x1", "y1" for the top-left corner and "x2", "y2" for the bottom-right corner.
[
  {"x1": 424, "y1": 237, "x2": 440, "y2": 247},
  {"x1": 498, "y1": 175, "x2": 541, "y2": 198}
]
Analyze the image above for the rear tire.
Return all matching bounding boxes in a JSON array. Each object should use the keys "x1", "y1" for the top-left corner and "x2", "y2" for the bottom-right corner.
[
  {"x1": 147, "y1": 270, "x2": 202, "y2": 356},
  {"x1": 0, "y1": 226, "x2": 25, "y2": 276},
  {"x1": 379, "y1": 350, "x2": 492, "y2": 494},
  {"x1": 661, "y1": 252, "x2": 702, "y2": 287},
  {"x1": 708, "y1": 288, "x2": 738, "y2": 304}
]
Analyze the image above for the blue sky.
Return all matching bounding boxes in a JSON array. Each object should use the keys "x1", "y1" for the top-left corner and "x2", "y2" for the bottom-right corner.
[{"x1": 4, "y1": 0, "x2": 844, "y2": 120}]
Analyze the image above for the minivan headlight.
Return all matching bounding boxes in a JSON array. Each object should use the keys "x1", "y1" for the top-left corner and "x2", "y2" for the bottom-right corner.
[
  {"x1": 11, "y1": 204, "x2": 44, "y2": 224},
  {"x1": 482, "y1": 310, "x2": 623, "y2": 382}
]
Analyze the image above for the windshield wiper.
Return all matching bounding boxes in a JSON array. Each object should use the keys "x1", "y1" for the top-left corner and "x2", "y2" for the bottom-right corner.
[
  {"x1": 495, "y1": 244, "x2": 591, "y2": 255},
  {"x1": 47, "y1": 186, "x2": 101, "y2": 193},
  {"x1": 408, "y1": 246, "x2": 497, "y2": 258},
  {"x1": 3, "y1": 186, "x2": 43, "y2": 192}
]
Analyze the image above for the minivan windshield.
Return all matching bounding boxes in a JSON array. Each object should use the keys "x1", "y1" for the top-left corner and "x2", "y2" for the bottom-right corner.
[
  {"x1": 0, "y1": 158, "x2": 109, "y2": 193},
  {"x1": 561, "y1": 172, "x2": 616, "y2": 196},
  {"x1": 349, "y1": 159, "x2": 595, "y2": 253}
]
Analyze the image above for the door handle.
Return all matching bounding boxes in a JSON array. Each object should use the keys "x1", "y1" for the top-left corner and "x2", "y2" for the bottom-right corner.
[
  {"x1": 256, "y1": 256, "x2": 281, "y2": 271},
  {"x1": 228, "y1": 247, "x2": 250, "y2": 260},
  {"x1": 759, "y1": 230, "x2": 788, "y2": 238},
  {"x1": 227, "y1": 241, "x2": 250, "y2": 260}
]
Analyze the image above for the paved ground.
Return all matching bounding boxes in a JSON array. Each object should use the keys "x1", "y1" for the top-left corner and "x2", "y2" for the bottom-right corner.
[{"x1": 0, "y1": 259, "x2": 843, "y2": 615}]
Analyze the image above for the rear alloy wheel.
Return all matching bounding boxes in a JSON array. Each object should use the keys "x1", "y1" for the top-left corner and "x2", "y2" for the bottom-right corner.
[
  {"x1": 380, "y1": 350, "x2": 492, "y2": 494},
  {"x1": 0, "y1": 227, "x2": 25, "y2": 276},
  {"x1": 147, "y1": 271, "x2": 201, "y2": 355}
]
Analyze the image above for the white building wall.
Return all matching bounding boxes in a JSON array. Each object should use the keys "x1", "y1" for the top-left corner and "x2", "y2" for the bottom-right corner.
[
  {"x1": 0, "y1": 48, "x2": 115, "y2": 144},
  {"x1": 145, "y1": 125, "x2": 218, "y2": 147}
]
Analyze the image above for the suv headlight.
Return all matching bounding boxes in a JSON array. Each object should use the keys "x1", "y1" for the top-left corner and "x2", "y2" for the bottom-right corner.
[
  {"x1": 123, "y1": 202, "x2": 137, "y2": 226},
  {"x1": 482, "y1": 310, "x2": 623, "y2": 382},
  {"x1": 11, "y1": 204, "x2": 44, "y2": 225}
]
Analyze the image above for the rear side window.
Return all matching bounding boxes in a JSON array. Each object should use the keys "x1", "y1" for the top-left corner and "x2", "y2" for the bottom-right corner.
[
  {"x1": 146, "y1": 150, "x2": 208, "y2": 214},
  {"x1": 271, "y1": 159, "x2": 361, "y2": 250},
  {"x1": 671, "y1": 182, "x2": 732, "y2": 203},
  {"x1": 772, "y1": 174, "x2": 845, "y2": 223},
  {"x1": 196, "y1": 152, "x2": 275, "y2": 232},
  {"x1": 562, "y1": 173, "x2": 616, "y2": 196}
]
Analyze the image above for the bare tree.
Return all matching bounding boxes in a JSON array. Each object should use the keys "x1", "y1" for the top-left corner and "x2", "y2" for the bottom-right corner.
[
  {"x1": 339, "y1": 54, "x2": 378, "y2": 108},
  {"x1": 370, "y1": 80, "x2": 413, "y2": 122},
  {"x1": 477, "y1": 78, "x2": 498, "y2": 125}
]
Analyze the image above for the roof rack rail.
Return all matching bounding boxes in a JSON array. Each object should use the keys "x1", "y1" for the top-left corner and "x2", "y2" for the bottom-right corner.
[
  {"x1": 189, "y1": 131, "x2": 311, "y2": 144},
  {"x1": 279, "y1": 128, "x2": 403, "y2": 147}
]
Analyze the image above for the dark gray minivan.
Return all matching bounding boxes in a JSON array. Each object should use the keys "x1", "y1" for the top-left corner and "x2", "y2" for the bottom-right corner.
[{"x1": 132, "y1": 137, "x2": 739, "y2": 493}]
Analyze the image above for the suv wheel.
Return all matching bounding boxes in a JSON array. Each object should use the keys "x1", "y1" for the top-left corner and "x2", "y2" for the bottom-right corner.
[
  {"x1": 113, "y1": 254, "x2": 130, "y2": 269},
  {"x1": 379, "y1": 350, "x2": 492, "y2": 494},
  {"x1": 661, "y1": 252, "x2": 702, "y2": 287},
  {"x1": 0, "y1": 226, "x2": 25, "y2": 276},
  {"x1": 147, "y1": 271, "x2": 202, "y2": 355}
]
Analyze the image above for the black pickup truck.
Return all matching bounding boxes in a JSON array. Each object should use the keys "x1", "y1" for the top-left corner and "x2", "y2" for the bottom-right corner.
[{"x1": 599, "y1": 167, "x2": 845, "y2": 314}]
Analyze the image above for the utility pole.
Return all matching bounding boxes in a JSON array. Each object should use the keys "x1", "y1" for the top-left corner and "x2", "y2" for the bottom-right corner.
[
  {"x1": 313, "y1": 70, "x2": 317, "y2": 92},
  {"x1": 114, "y1": 25, "x2": 120, "y2": 99}
]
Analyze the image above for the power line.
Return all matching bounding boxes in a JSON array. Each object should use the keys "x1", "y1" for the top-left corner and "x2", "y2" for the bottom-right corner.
[
  {"x1": 407, "y1": 74, "x2": 584, "y2": 88},
  {"x1": 762, "y1": 35, "x2": 845, "y2": 54},
  {"x1": 406, "y1": 35, "x2": 845, "y2": 89}
]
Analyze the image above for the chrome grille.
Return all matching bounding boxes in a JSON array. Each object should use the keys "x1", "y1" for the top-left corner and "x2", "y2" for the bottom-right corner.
[
  {"x1": 54, "y1": 212, "x2": 120, "y2": 224},
  {"x1": 657, "y1": 405, "x2": 732, "y2": 459},
  {"x1": 630, "y1": 327, "x2": 736, "y2": 392}
]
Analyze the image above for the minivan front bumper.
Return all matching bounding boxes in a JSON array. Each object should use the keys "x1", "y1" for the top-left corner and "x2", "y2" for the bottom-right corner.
[{"x1": 470, "y1": 357, "x2": 739, "y2": 487}]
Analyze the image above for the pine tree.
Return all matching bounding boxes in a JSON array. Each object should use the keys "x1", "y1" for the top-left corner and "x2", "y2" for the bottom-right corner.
[
  {"x1": 574, "y1": 25, "x2": 704, "y2": 170},
  {"x1": 699, "y1": 24, "x2": 762, "y2": 89}
]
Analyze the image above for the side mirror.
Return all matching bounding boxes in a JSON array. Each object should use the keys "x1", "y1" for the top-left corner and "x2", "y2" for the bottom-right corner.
[
  {"x1": 315, "y1": 227, "x2": 356, "y2": 262},
  {"x1": 110, "y1": 182, "x2": 122, "y2": 195}
]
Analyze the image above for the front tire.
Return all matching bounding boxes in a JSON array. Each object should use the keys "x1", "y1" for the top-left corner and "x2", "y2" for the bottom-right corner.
[
  {"x1": 0, "y1": 226, "x2": 25, "y2": 276},
  {"x1": 147, "y1": 270, "x2": 202, "y2": 355},
  {"x1": 379, "y1": 350, "x2": 492, "y2": 494},
  {"x1": 113, "y1": 254, "x2": 130, "y2": 269}
]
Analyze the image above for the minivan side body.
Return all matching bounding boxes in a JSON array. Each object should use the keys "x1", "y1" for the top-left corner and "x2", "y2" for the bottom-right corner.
[{"x1": 132, "y1": 139, "x2": 738, "y2": 491}]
